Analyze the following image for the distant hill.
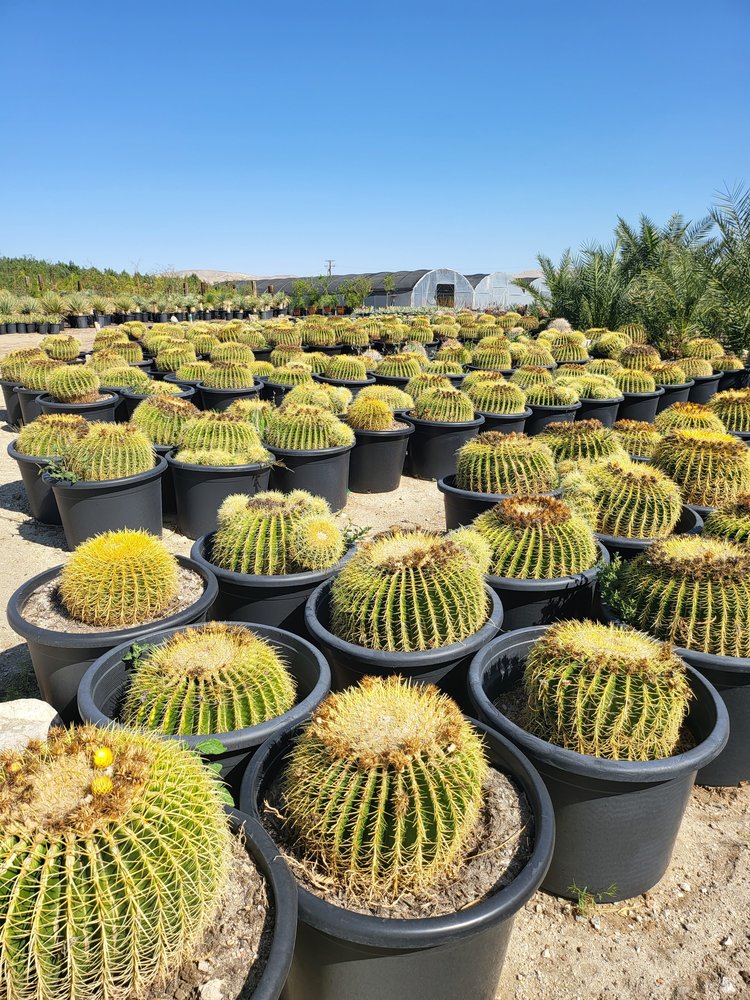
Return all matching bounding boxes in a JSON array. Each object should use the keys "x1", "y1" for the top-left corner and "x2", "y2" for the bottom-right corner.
[{"x1": 168, "y1": 269, "x2": 293, "y2": 285}]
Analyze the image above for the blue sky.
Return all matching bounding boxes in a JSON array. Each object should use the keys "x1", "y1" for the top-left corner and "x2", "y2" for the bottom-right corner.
[{"x1": 1, "y1": 0, "x2": 748, "y2": 277}]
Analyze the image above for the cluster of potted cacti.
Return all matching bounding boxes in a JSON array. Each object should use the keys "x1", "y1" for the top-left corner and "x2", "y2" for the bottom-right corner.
[{"x1": 0, "y1": 310, "x2": 747, "y2": 1000}]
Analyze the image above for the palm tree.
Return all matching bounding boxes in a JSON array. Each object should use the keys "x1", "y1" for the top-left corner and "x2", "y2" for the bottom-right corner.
[
  {"x1": 616, "y1": 212, "x2": 714, "y2": 282},
  {"x1": 708, "y1": 184, "x2": 750, "y2": 355}
]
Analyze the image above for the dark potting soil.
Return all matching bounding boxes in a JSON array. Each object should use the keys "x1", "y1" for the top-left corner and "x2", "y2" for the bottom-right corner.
[
  {"x1": 21, "y1": 566, "x2": 206, "y2": 634},
  {"x1": 145, "y1": 836, "x2": 273, "y2": 1000},
  {"x1": 261, "y1": 766, "x2": 533, "y2": 919}
]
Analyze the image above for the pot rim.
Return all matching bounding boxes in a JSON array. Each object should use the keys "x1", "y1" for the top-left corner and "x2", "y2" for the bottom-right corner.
[
  {"x1": 475, "y1": 406, "x2": 533, "y2": 420},
  {"x1": 7, "y1": 439, "x2": 58, "y2": 464},
  {"x1": 437, "y1": 473, "x2": 561, "y2": 504},
  {"x1": 349, "y1": 420, "x2": 415, "y2": 439},
  {"x1": 578, "y1": 395, "x2": 624, "y2": 405},
  {"x1": 405, "y1": 413, "x2": 485, "y2": 430},
  {"x1": 527, "y1": 401, "x2": 583, "y2": 413},
  {"x1": 305, "y1": 578, "x2": 503, "y2": 668},
  {"x1": 469, "y1": 624, "x2": 730, "y2": 780},
  {"x1": 6, "y1": 553, "x2": 219, "y2": 649},
  {"x1": 239, "y1": 719, "x2": 554, "y2": 948},
  {"x1": 619, "y1": 387, "x2": 666, "y2": 399},
  {"x1": 655, "y1": 380, "x2": 694, "y2": 390},
  {"x1": 266, "y1": 442, "x2": 354, "y2": 458},
  {"x1": 37, "y1": 391, "x2": 119, "y2": 410},
  {"x1": 313, "y1": 374, "x2": 377, "y2": 388},
  {"x1": 197, "y1": 379, "x2": 263, "y2": 394},
  {"x1": 77, "y1": 620, "x2": 331, "y2": 750}
]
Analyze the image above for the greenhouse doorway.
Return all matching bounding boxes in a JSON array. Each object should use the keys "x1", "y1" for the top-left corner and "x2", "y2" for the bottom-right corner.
[{"x1": 436, "y1": 283, "x2": 455, "y2": 307}]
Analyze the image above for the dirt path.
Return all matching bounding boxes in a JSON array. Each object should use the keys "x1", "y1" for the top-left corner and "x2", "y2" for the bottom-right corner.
[{"x1": 0, "y1": 333, "x2": 747, "y2": 1000}]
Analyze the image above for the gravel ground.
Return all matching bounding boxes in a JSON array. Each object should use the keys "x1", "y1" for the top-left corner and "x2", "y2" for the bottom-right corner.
[{"x1": 0, "y1": 330, "x2": 748, "y2": 1000}]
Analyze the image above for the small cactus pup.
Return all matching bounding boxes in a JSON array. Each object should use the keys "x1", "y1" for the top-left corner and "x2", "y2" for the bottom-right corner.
[
  {"x1": 703, "y1": 494, "x2": 750, "y2": 544},
  {"x1": 121, "y1": 622, "x2": 296, "y2": 734},
  {"x1": 709, "y1": 388, "x2": 750, "y2": 433},
  {"x1": 330, "y1": 529, "x2": 490, "y2": 651},
  {"x1": 283, "y1": 676, "x2": 488, "y2": 899},
  {"x1": 454, "y1": 431, "x2": 558, "y2": 495},
  {"x1": 59, "y1": 528, "x2": 180, "y2": 626},
  {"x1": 609, "y1": 535, "x2": 750, "y2": 657},
  {"x1": 536, "y1": 419, "x2": 627, "y2": 463},
  {"x1": 131, "y1": 394, "x2": 201, "y2": 445},
  {"x1": 613, "y1": 418, "x2": 662, "y2": 459},
  {"x1": 62, "y1": 423, "x2": 155, "y2": 481},
  {"x1": 0, "y1": 725, "x2": 231, "y2": 1000},
  {"x1": 561, "y1": 454, "x2": 682, "y2": 539},
  {"x1": 211, "y1": 490, "x2": 345, "y2": 575},
  {"x1": 652, "y1": 429, "x2": 750, "y2": 508},
  {"x1": 654, "y1": 401, "x2": 726, "y2": 433},
  {"x1": 471, "y1": 494, "x2": 599, "y2": 578},
  {"x1": 523, "y1": 621, "x2": 691, "y2": 760},
  {"x1": 14, "y1": 413, "x2": 88, "y2": 457}
]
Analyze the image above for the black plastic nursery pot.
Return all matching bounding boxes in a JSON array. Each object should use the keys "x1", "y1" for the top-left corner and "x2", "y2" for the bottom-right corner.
[
  {"x1": 239, "y1": 720, "x2": 554, "y2": 1000},
  {"x1": 153, "y1": 444, "x2": 177, "y2": 515},
  {"x1": 718, "y1": 369, "x2": 748, "y2": 392},
  {"x1": 348, "y1": 421, "x2": 414, "y2": 493},
  {"x1": 199, "y1": 380, "x2": 262, "y2": 412},
  {"x1": 524, "y1": 401, "x2": 582, "y2": 436},
  {"x1": 38, "y1": 391, "x2": 119, "y2": 423},
  {"x1": 405, "y1": 414, "x2": 485, "y2": 482},
  {"x1": 99, "y1": 386, "x2": 130, "y2": 422},
  {"x1": 655, "y1": 382, "x2": 693, "y2": 413},
  {"x1": 16, "y1": 387, "x2": 46, "y2": 425},
  {"x1": 476, "y1": 407, "x2": 532, "y2": 434},
  {"x1": 437, "y1": 474, "x2": 561, "y2": 530},
  {"x1": 261, "y1": 381, "x2": 296, "y2": 407},
  {"x1": 465, "y1": 365, "x2": 514, "y2": 377},
  {"x1": 487, "y1": 542, "x2": 609, "y2": 631},
  {"x1": 120, "y1": 385, "x2": 196, "y2": 420},
  {"x1": 372, "y1": 373, "x2": 412, "y2": 389},
  {"x1": 190, "y1": 534, "x2": 354, "y2": 632},
  {"x1": 314, "y1": 374, "x2": 376, "y2": 398},
  {"x1": 687, "y1": 374, "x2": 721, "y2": 405},
  {"x1": 576, "y1": 397, "x2": 622, "y2": 428},
  {"x1": 594, "y1": 505, "x2": 703, "y2": 562},
  {"x1": 305, "y1": 579, "x2": 503, "y2": 705},
  {"x1": 78, "y1": 620, "x2": 331, "y2": 797},
  {"x1": 467, "y1": 626, "x2": 729, "y2": 901},
  {"x1": 6, "y1": 554, "x2": 218, "y2": 724},
  {"x1": 168, "y1": 453, "x2": 272, "y2": 540},
  {"x1": 268, "y1": 444, "x2": 353, "y2": 512},
  {"x1": 598, "y1": 603, "x2": 749, "y2": 787},
  {"x1": 45, "y1": 455, "x2": 167, "y2": 549},
  {"x1": 616, "y1": 388, "x2": 665, "y2": 423},
  {"x1": 0, "y1": 379, "x2": 22, "y2": 426},
  {"x1": 7, "y1": 440, "x2": 61, "y2": 525}
]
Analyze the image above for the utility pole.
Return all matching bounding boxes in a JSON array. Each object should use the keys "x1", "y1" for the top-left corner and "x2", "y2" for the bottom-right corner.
[{"x1": 324, "y1": 259, "x2": 335, "y2": 276}]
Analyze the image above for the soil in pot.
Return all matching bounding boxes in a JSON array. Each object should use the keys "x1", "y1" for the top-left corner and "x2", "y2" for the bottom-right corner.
[{"x1": 38, "y1": 391, "x2": 119, "y2": 422}]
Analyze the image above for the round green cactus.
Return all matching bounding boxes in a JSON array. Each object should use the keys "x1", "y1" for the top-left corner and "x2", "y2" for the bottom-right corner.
[
  {"x1": 131, "y1": 395, "x2": 201, "y2": 445},
  {"x1": 550, "y1": 338, "x2": 590, "y2": 363},
  {"x1": 589, "y1": 332, "x2": 629, "y2": 359},
  {"x1": 283, "y1": 676, "x2": 487, "y2": 899},
  {"x1": 249, "y1": 359, "x2": 275, "y2": 377},
  {"x1": 613, "y1": 367, "x2": 657, "y2": 393},
  {"x1": 618, "y1": 344, "x2": 661, "y2": 370},
  {"x1": 510, "y1": 365, "x2": 554, "y2": 389},
  {"x1": 654, "y1": 401, "x2": 726, "y2": 433},
  {"x1": 569, "y1": 374, "x2": 622, "y2": 400},
  {"x1": 618, "y1": 321, "x2": 648, "y2": 343},
  {"x1": 283, "y1": 383, "x2": 351, "y2": 413},
  {"x1": 121, "y1": 622, "x2": 296, "y2": 735},
  {"x1": 109, "y1": 341, "x2": 144, "y2": 364},
  {"x1": 175, "y1": 360, "x2": 213, "y2": 381},
  {"x1": 412, "y1": 386, "x2": 475, "y2": 422},
  {"x1": 613, "y1": 418, "x2": 663, "y2": 459},
  {"x1": 224, "y1": 397, "x2": 274, "y2": 436},
  {"x1": 179, "y1": 411, "x2": 263, "y2": 454},
  {"x1": 212, "y1": 490, "x2": 344, "y2": 574},
  {"x1": 97, "y1": 366, "x2": 150, "y2": 392},
  {"x1": 471, "y1": 346, "x2": 513, "y2": 370},
  {"x1": 467, "y1": 378, "x2": 527, "y2": 414},
  {"x1": 85, "y1": 348, "x2": 132, "y2": 374},
  {"x1": 537, "y1": 419, "x2": 626, "y2": 462},
  {"x1": 523, "y1": 621, "x2": 691, "y2": 760},
  {"x1": 47, "y1": 366, "x2": 102, "y2": 404},
  {"x1": 519, "y1": 342, "x2": 556, "y2": 367},
  {"x1": 65, "y1": 424, "x2": 155, "y2": 481},
  {"x1": 649, "y1": 362, "x2": 688, "y2": 386},
  {"x1": 683, "y1": 337, "x2": 725, "y2": 359},
  {"x1": 38, "y1": 333, "x2": 81, "y2": 360},
  {"x1": 424, "y1": 359, "x2": 464, "y2": 375},
  {"x1": 264, "y1": 403, "x2": 355, "y2": 450},
  {"x1": 435, "y1": 339, "x2": 472, "y2": 364},
  {"x1": 405, "y1": 373, "x2": 453, "y2": 399},
  {"x1": 133, "y1": 380, "x2": 184, "y2": 398},
  {"x1": 15, "y1": 413, "x2": 89, "y2": 457},
  {"x1": 270, "y1": 345, "x2": 304, "y2": 367},
  {"x1": 20, "y1": 359, "x2": 64, "y2": 391},
  {"x1": 0, "y1": 724, "x2": 231, "y2": 1000},
  {"x1": 201, "y1": 361, "x2": 256, "y2": 389},
  {"x1": 652, "y1": 429, "x2": 750, "y2": 507},
  {"x1": 525, "y1": 383, "x2": 580, "y2": 407},
  {"x1": 331, "y1": 529, "x2": 489, "y2": 651},
  {"x1": 267, "y1": 362, "x2": 315, "y2": 387},
  {"x1": 709, "y1": 388, "x2": 750, "y2": 432},
  {"x1": 356, "y1": 384, "x2": 414, "y2": 410},
  {"x1": 210, "y1": 342, "x2": 256, "y2": 364},
  {"x1": 712, "y1": 355, "x2": 744, "y2": 373},
  {"x1": 323, "y1": 355, "x2": 369, "y2": 381},
  {"x1": 0, "y1": 348, "x2": 47, "y2": 382},
  {"x1": 563, "y1": 455, "x2": 682, "y2": 538},
  {"x1": 703, "y1": 494, "x2": 750, "y2": 544},
  {"x1": 346, "y1": 396, "x2": 397, "y2": 431},
  {"x1": 613, "y1": 535, "x2": 750, "y2": 656},
  {"x1": 236, "y1": 328, "x2": 268, "y2": 350},
  {"x1": 587, "y1": 358, "x2": 623, "y2": 377},
  {"x1": 462, "y1": 369, "x2": 505, "y2": 390},
  {"x1": 155, "y1": 345, "x2": 198, "y2": 373},
  {"x1": 304, "y1": 327, "x2": 338, "y2": 348},
  {"x1": 455, "y1": 431, "x2": 558, "y2": 494},
  {"x1": 297, "y1": 352, "x2": 330, "y2": 374},
  {"x1": 60, "y1": 528, "x2": 180, "y2": 627},
  {"x1": 472, "y1": 494, "x2": 598, "y2": 578},
  {"x1": 376, "y1": 354, "x2": 424, "y2": 378},
  {"x1": 677, "y1": 357, "x2": 714, "y2": 378},
  {"x1": 191, "y1": 333, "x2": 221, "y2": 356}
]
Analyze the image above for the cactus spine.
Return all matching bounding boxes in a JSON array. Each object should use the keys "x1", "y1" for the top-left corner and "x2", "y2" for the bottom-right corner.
[
  {"x1": 412, "y1": 387, "x2": 475, "y2": 422},
  {"x1": 346, "y1": 396, "x2": 398, "y2": 431},
  {"x1": 537, "y1": 419, "x2": 626, "y2": 462},
  {"x1": 264, "y1": 404, "x2": 355, "y2": 450},
  {"x1": 709, "y1": 389, "x2": 750, "y2": 432},
  {"x1": 613, "y1": 368, "x2": 657, "y2": 393},
  {"x1": 654, "y1": 402, "x2": 726, "y2": 433},
  {"x1": 324, "y1": 355, "x2": 370, "y2": 381},
  {"x1": 131, "y1": 395, "x2": 201, "y2": 445},
  {"x1": 467, "y1": 379, "x2": 527, "y2": 414},
  {"x1": 66, "y1": 424, "x2": 155, "y2": 481},
  {"x1": 15, "y1": 414, "x2": 88, "y2": 457},
  {"x1": 179, "y1": 412, "x2": 264, "y2": 454},
  {"x1": 47, "y1": 366, "x2": 102, "y2": 404},
  {"x1": 703, "y1": 495, "x2": 750, "y2": 544},
  {"x1": 455, "y1": 431, "x2": 558, "y2": 494},
  {"x1": 613, "y1": 419, "x2": 662, "y2": 459}
]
